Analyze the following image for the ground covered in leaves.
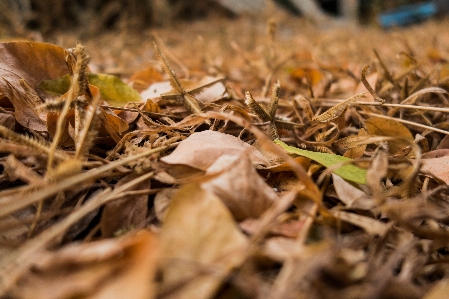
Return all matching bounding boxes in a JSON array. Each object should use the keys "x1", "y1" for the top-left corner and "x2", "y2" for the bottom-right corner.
[{"x1": 2, "y1": 15, "x2": 449, "y2": 299}]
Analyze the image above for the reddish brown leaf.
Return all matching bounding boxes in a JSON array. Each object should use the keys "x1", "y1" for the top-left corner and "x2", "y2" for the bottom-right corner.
[{"x1": 0, "y1": 42, "x2": 68, "y2": 131}]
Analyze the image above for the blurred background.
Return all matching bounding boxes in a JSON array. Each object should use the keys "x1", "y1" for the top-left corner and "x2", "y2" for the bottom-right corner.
[{"x1": 1, "y1": 0, "x2": 447, "y2": 38}]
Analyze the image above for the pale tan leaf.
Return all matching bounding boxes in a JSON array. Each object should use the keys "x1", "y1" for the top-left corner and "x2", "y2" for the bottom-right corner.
[
  {"x1": 160, "y1": 130, "x2": 269, "y2": 171},
  {"x1": 423, "y1": 278, "x2": 449, "y2": 299},
  {"x1": 421, "y1": 156, "x2": 449, "y2": 184},
  {"x1": 12, "y1": 232, "x2": 158, "y2": 299},
  {"x1": 194, "y1": 78, "x2": 227, "y2": 103},
  {"x1": 160, "y1": 184, "x2": 248, "y2": 299},
  {"x1": 332, "y1": 174, "x2": 369, "y2": 208}
]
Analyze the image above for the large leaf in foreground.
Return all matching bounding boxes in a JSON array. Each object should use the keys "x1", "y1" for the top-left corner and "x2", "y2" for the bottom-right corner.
[
  {"x1": 275, "y1": 140, "x2": 366, "y2": 184},
  {"x1": 160, "y1": 184, "x2": 248, "y2": 299}
]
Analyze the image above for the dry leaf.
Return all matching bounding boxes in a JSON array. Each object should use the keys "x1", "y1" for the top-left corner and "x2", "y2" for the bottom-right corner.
[
  {"x1": 289, "y1": 67, "x2": 323, "y2": 86},
  {"x1": 129, "y1": 66, "x2": 164, "y2": 92},
  {"x1": 421, "y1": 156, "x2": 449, "y2": 184},
  {"x1": 140, "y1": 81, "x2": 172, "y2": 100},
  {"x1": 194, "y1": 77, "x2": 227, "y2": 103},
  {"x1": 101, "y1": 107, "x2": 129, "y2": 134},
  {"x1": 0, "y1": 41, "x2": 68, "y2": 131},
  {"x1": 343, "y1": 128, "x2": 368, "y2": 158},
  {"x1": 160, "y1": 130, "x2": 269, "y2": 171},
  {"x1": 101, "y1": 173, "x2": 151, "y2": 237},
  {"x1": 159, "y1": 184, "x2": 248, "y2": 299},
  {"x1": 202, "y1": 154, "x2": 278, "y2": 221},
  {"x1": 423, "y1": 278, "x2": 449, "y2": 299},
  {"x1": 365, "y1": 117, "x2": 414, "y2": 154},
  {"x1": 154, "y1": 188, "x2": 178, "y2": 221},
  {"x1": 12, "y1": 231, "x2": 158, "y2": 299},
  {"x1": 332, "y1": 174, "x2": 370, "y2": 209},
  {"x1": 0, "y1": 112, "x2": 15, "y2": 130}
]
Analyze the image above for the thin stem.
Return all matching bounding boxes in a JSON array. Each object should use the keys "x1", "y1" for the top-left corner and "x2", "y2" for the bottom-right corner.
[
  {"x1": 314, "y1": 98, "x2": 449, "y2": 114},
  {"x1": 356, "y1": 101, "x2": 449, "y2": 113},
  {"x1": 46, "y1": 74, "x2": 77, "y2": 172}
]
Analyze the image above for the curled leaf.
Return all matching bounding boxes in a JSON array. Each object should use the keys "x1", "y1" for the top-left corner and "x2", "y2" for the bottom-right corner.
[{"x1": 312, "y1": 93, "x2": 365, "y2": 124}]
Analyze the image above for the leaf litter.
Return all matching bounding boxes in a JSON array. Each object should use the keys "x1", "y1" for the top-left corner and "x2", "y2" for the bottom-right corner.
[{"x1": 1, "y1": 16, "x2": 449, "y2": 299}]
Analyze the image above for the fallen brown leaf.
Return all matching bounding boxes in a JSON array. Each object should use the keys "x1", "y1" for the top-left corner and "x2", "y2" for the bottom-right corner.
[
  {"x1": 202, "y1": 154, "x2": 277, "y2": 221},
  {"x1": 11, "y1": 231, "x2": 159, "y2": 299},
  {"x1": 159, "y1": 184, "x2": 248, "y2": 299},
  {"x1": 0, "y1": 41, "x2": 68, "y2": 131}
]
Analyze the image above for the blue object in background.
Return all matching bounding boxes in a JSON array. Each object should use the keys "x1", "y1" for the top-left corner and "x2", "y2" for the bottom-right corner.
[{"x1": 378, "y1": 0, "x2": 449, "y2": 28}]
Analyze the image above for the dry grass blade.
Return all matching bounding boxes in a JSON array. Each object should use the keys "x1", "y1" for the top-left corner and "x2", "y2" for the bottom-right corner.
[
  {"x1": 0, "y1": 125, "x2": 68, "y2": 161},
  {"x1": 75, "y1": 90, "x2": 101, "y2": 158},
  {"x1": 183, "y1": 93, "x2": 204, "y2": 118},
  {"x1": 401, "y1": 86, "x2": 447, "y2": 104},
  {"x1": 183, "y1": 77, "x2": 225, "y2": 96},
  {"x1": 330, "y1": 210, "x2": 389, "y2": 236},
  {"x1": 155, "y1": 41, "x2": 210, "y2": 124},
  {"x1": 361, "y1": 65, "x2": 384, "y2": 102},
  {"x1": 46, "y1": 44, "x2": 89, "y2": 172},
  {"x1": 373, "y1": 49, "x2": 401, "y2": 91},
  {"x1": 312, "y1": 92, "x2": 365, "y2": 124},
  {"x1": 268, "y1": 79, "x2": 280, "y2": 118},
  {"x1": 244, "y1": 81, "x2": 283, "y2": 140},
  {"x1": 154, "y1": 42, "x2": 184, "y2": 94},
  {"x1": 0, "y1": 142, "x2": 179, "y2": 219},
  {"x1": 273, "y1": 118, "x2": 304, "y2": 131},
  {"x1": 293, "y1": 95, "x2": 314, "y2": 122},
  {"x1": 245, "y1": 91, "x2": 271, "y2": 122},
  {"x1": 0, "y1": 172, "x2": 154, "y2": 295}
]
